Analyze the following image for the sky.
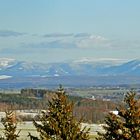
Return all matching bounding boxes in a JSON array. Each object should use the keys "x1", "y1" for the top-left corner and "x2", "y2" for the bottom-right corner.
[{"x1": 0, "y1": 0, "x2": 140, "y2": 63}]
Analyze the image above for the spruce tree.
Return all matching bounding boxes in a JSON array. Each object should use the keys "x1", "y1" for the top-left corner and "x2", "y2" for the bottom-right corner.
[
  {"x1": 33, "y1": 85, "x2": 90, "y2": 140},
  {"x1": 1, "y1": 110, "x2": 20, "y2": 140},
  {"x1": 97, "y1": 91, "x2": 140, "y2": 140}
]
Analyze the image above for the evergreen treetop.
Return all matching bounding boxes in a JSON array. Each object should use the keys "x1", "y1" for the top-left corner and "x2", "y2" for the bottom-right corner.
[
  {"x1": 33, "y1": 85, "x2": 90, "y2": 140},
  {"x1": 97, "y1": 91, "x2": 140, "y2": 140}
]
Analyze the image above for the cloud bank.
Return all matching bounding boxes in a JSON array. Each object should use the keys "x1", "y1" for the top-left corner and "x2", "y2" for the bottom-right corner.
[
  {"x1": 23, "y1": 33, "x2": 110, "y2": 49},
  {"x1": 43, "y1": 33, "x2": 73, "y2": 38},
  {"x1": 0, "y1": 30, "x2": 25, "y2": 37},
  {"x1": 0, "y1": 31, "x2": 140, "y2": 63}
]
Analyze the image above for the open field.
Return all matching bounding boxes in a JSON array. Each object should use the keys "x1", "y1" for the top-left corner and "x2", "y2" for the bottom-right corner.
[
  {"x1": 0, "y1": 122, "x2": 103, "y2": 140},
  {"x1": 0, "y1": 122, "x2": 38, "y2": 140},
  {"x1": 68, "y1": 87, "x2": 129, "y2": 102}
]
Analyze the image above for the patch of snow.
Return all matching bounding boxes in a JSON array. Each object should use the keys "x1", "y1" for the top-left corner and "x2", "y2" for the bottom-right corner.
[
  {"x1": 41, "y1": 75, "x2": 47, "y2": 78},
  {"x1": 19, "y1": 67, "x2": 23, "y2": 70},
  {"x1": 110, "y1": 111, "x2": 118, "y2": 115},
  {"x1": 54, "y1": 74, "x2": 59, "y2": 77},
  {"x1": 0, "y1": 75, "x2": 12, "y2": 79},
  {"x1": 132, "y1": 64, "x2": 140, "y2": 70},
  {"x1": 59, "y1": 68, "x2": 69, "y2": 74}
]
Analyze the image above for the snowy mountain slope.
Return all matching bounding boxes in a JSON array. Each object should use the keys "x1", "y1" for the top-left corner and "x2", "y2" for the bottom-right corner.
[{"x1": 0, "y1": 58, "x2": 140, "y2": 78}]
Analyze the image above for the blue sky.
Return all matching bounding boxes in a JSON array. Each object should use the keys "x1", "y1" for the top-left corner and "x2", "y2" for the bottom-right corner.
[{"x1": 0, "y1": 0, "x2": 140, "y2": 63}]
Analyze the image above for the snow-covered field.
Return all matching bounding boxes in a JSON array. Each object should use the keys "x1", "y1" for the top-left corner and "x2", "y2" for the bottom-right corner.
[
  {"x1": 0, "y1": 112, "x2": 104, "y2": 139},
  {"x1": 0, "y1": 121, "x2": 104, "y2": 139}
]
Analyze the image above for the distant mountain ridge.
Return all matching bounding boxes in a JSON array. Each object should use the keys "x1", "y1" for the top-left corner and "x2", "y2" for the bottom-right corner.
[{"x1": 0, "y1": 58, "x2": 140, "y2": 79}]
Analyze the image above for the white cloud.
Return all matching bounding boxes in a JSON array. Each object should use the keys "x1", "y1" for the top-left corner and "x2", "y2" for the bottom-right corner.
[{"x1": 75, "y1": 35, "x2": 110, "y2": 48}]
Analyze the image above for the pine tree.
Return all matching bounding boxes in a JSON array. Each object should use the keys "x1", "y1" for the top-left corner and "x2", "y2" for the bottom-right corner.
[
  {"x1": 33, "y1": 85, "x2": 90, "y2": 140},
  {"x1": 1, "y1": 110, "x2": 20, "y2": 140},
  {"x1": 97, "y1": 91, "x2": 140, "y2": 140}
]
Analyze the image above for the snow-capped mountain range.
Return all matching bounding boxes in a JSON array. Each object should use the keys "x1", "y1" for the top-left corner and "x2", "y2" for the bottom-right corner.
[{"x1": 0, "y1": 58, "x2": 140, "y2": 79}]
